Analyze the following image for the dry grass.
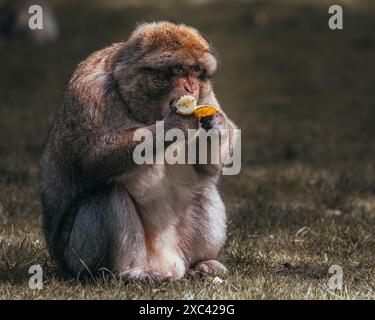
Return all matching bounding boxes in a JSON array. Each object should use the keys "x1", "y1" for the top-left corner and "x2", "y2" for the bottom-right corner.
[{"x1": 1, "y1": 0, "x2": 375, "y2": 299}]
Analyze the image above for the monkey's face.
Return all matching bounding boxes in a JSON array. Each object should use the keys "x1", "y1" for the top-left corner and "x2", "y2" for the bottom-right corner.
[
  {"x1": 115, "y1": 22, "x2": 218, "y2": 125},
  {"x1": 127, "y1": 63, "x2": 213, "y2": 123}
]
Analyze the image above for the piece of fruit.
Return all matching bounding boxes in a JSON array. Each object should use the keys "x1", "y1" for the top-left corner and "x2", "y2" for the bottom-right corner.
[
  {"x1": 193, "y1": 105, "x2": 218, "y2": 119},
  {"x1": 175, "y1": 95, "x2": 197, "y2": 115},
  {"x1": 174, "y1": 95, "x2": 219, "y2": 119}
]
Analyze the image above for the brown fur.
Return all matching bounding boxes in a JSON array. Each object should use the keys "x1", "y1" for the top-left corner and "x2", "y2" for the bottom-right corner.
[{"x1": 40, "y1": 22, "x2": 236, "y2": 281}]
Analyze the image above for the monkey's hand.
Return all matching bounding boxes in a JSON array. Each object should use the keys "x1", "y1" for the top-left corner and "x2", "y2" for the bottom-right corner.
[
  {"x1": 200, "y1": 112, "x2": 228, "y2": 133},
  {"x1": 165, "y1": 107, "x2": 200, "y2": 135},
  {"x1": 195, "y1": 112, "x2": 233, "y2": 176}
]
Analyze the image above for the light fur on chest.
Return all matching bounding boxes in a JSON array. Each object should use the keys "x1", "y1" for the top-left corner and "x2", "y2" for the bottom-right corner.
[
  {"x1": 118, "y1": 164, "x2": 225, "y2": 278},
  {"x1": 122, "y1": 164, "x2": 202, "y2": 226}
]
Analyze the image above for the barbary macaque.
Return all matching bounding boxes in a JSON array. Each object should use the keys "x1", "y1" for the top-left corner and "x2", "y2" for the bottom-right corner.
[{"x1": 40, "y1": 22, "x2": 238, "y2": 281}]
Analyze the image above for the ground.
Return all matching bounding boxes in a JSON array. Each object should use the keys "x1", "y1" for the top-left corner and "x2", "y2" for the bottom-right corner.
[{"x1": 1, "y1": 0, "x2": 375, "y2": 299}]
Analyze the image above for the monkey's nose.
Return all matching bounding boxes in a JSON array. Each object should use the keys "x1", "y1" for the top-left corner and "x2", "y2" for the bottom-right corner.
[
  {"x1": 183, "y1": 83, "x2": 194, "y2": 94},
  {"x1": 182, "y1": 85, "x2": 199, "y2": 102},
  {"x1": 183, "y1": 76, "x2": 199, "y2": 95}
]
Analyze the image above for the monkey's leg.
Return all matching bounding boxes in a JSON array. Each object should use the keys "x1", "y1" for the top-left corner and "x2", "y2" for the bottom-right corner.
[
  {"x1": 108, "y1": 184, "x2": 152, "y2": 278},
  {"x1": 65, "y1": 184, "x2": 187, "y2": 282},
  {"x1": 62, "y1": 186, "x2": 114, "y2": 277},
  {"x1": 187, "y1": 187, "x2": 228, "y2": 279},
  {"x1": 63, "y1": 184, "x2": 147, "y2": 277}
]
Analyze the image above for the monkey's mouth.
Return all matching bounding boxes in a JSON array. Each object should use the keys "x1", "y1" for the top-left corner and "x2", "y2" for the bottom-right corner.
[{"x1": 169, "y1": 98, "x2": 178, "y2": 108}]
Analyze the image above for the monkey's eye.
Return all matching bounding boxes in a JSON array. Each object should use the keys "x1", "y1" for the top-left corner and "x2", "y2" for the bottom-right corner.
[
  {"x1": 172, "y1": 64, "x2": 185, "y2": 76},
  {"x1": 192, "y1": 65, "x2": 201, "y2": 73},
  {"x1": 192, "y1": 65, "x2": 207, "y2": 80}
]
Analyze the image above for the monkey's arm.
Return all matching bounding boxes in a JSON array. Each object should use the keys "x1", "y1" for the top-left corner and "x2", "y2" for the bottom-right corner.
[
  {"x1": 79, "y1": 125, "x2": 144, "y2": 181},
  {"x1": 75, "y1": 109, "x2": 198, "y2": 183}
]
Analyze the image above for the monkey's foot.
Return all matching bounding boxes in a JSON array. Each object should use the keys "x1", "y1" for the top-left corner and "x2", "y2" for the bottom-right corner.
[
  {"x1": 120, "y1": 267, "x2": 170, "y2": 283},
  {"x1": 189, "y1": 260, "x2": 228, "y2": 278}
]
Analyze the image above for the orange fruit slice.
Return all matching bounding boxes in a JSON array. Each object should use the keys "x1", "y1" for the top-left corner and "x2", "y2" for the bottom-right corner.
[{"x1": 193, "y1": 105, "x2": 218, "y2": 119}]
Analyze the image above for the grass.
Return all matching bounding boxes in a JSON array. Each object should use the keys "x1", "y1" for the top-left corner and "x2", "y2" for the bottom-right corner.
[{"x1": 1, "y1": 0, "x2": 375, "y2": 299}]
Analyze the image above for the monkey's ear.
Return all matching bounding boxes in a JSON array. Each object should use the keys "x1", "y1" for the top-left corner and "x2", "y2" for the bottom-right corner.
[{"x1": 113, "y1": 39, "x2": 142, "y2": 77}]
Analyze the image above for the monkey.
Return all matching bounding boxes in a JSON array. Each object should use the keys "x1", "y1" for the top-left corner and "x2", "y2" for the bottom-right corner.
[{"x1": 40, "y1": 22, "x2": 238, "y2": 281}]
